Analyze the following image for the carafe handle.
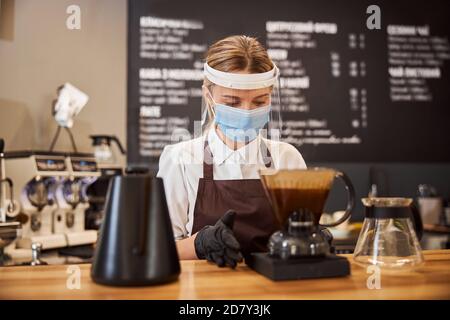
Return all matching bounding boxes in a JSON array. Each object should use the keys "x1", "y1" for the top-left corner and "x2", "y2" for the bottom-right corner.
[
  {"x1": 111, "y1": 136, "x2": 126, "y2": 155},
  {"x1": 410, "y1": 203, "x2": 423, "y2": 241},
  {"x1": 320, "y1": 171, "x2": 355, "y2": 227}
]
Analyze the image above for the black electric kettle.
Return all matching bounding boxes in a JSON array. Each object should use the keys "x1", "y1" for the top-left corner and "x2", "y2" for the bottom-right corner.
[{"x1": 91, "y1": 167, "x2": 180, "y2": 286}]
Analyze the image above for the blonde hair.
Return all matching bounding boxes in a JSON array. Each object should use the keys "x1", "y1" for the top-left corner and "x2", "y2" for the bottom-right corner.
[
  {"x1": 205, "y1": 35, "x2": 274, "y2": 77},
  {"x1": 202, "y1": 36, "x2": 274, "y2": 132}
]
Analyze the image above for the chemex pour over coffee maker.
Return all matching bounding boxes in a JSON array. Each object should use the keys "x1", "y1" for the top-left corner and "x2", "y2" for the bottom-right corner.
[
  {"x1": 91, "y1": 167, "x2": 180, "y2": 286},
  {"x1": 247, "y1": 168, "x2": 354, "y2": 281},
  {"x1": 353, "y1": 197, "x2": 424, "y2": 270}
]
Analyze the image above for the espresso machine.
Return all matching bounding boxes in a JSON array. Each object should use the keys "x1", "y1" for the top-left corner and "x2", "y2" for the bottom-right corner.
[
  {"x1": 247, "y1": 168, "x2": 355, "y2": 281},
  {"x1": 4, "y1": 151, "x2": 100, "y2": 249},
  {"x1": 0, "y1": 139, "x2": 22, "y2": 265},
  {"x1": 4, "y1": 151, "x2": 70, "y2": 251}
]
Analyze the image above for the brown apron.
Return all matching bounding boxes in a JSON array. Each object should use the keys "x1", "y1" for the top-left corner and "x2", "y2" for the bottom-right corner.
[{"x1": 191, "y1": 139, "x2": 277, "y2": 257}]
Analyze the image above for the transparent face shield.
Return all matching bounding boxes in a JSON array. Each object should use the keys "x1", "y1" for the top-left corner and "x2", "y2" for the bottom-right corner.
[{"x1": 200, "y1": 62, "x2": 282, "y2": 143}]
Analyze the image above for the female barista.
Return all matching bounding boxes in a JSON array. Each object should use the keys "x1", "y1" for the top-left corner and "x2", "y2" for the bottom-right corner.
[{"x1": 157, "y1": 35, "x2": 307, "y2": 268}]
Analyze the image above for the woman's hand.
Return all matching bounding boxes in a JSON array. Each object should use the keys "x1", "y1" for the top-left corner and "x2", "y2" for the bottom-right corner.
[{"x1": 194, "y1": 210, "x2": 243, "y2": 268}]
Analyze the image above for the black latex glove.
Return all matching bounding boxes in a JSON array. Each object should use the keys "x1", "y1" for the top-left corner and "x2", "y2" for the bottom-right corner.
[{"x1": 194, "y1": 210, "x2": 243, "y2": 268}]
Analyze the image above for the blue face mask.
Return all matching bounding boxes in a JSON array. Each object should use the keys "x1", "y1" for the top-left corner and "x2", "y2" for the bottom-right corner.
[{"x1": 214, "y1": 103, "x2": 271, "y2": 142}]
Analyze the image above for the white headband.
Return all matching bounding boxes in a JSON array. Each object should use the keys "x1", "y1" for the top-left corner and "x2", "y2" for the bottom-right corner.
[{"x1": 203, "y1": 62, "x2": 279, "y2": 89}]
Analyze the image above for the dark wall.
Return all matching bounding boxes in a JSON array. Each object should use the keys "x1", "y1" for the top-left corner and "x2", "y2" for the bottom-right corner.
[
  {"x1": 313, "y1": 162, "x2": 450, "y2": 221},
  {"x1": 126, "y1": 0, "x2": 450, "y2": 220},
  {"x1": 127, "y1": 0, "x2": 450, "y2": 166}
]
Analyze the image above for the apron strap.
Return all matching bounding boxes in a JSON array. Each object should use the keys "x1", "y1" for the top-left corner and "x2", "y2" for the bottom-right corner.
[
  {"x1": 203, "y1": 139, "x2": 214, "y2": 180},
  {"x1": 202, "y1": 136, "x2": 273, "y2": 180},
  {"x1": 260, "y1": 140, "x2": 273, "y2": 169}
]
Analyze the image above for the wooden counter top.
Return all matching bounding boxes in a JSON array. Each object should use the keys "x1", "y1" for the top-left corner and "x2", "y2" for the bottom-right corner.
[{"x1": 1, "y1": 250, "x2": 449, "y2": 299}]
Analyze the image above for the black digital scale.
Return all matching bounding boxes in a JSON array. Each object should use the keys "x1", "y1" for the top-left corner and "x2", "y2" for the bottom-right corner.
[{"x1": 247, "y1": 253, "x2": 350, "y2": 281}]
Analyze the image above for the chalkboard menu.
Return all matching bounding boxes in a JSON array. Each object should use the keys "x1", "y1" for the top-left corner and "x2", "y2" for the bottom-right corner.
[{"x1": 127, "y1": 0, "x2": 450, "y2": 167}]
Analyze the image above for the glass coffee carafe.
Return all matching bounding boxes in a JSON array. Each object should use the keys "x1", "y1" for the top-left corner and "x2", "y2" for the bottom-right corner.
[
  {"x1": 259, "y1": 167, "x2": 355, "y2": 259},
  {"x1": 247, "y1": 168, "x2": 354, "y2": 280},
  {"x1": 353, "y1": 197, "x2": 424, "y2": 269}
]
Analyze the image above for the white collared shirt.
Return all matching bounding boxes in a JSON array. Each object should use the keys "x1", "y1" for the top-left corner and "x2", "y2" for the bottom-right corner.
[{"x1": 156, "y1": 128, "x2": 307, "y2": 239}]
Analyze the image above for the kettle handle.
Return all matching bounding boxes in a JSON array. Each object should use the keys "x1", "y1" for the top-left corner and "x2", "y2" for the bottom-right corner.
[
  {"x1": 111, "y1": 136, "x2": 126, "y2": 155},
  {"x1": 410, "y1": 203, "x2": 423, "y2": 241},
  {"x1": 320, "y1": 171, "x2": 355, "y2": 228}
]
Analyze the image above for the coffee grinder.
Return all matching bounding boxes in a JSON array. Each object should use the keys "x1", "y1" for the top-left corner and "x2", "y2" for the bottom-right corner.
[
  {"x1": 247, "y1": 168, "x2": 355, "y2": 281},
  {"x1": 54, "y1": 153, "x2": 100, "y2": 246},
  {"x1": 4, "y1": 151, "x2": 69, "y2": 250}
]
